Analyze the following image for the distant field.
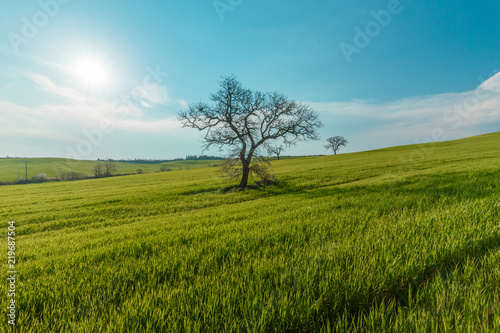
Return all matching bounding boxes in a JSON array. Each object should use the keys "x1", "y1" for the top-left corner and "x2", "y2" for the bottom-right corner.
[
  {"x1": 0, "y1": 156, "x2": 300, "y2": 182},
  {"x1": 0, "y1": 158, "x2": 220, "y2": 181},
  {"x1": 1, "y1": 132, "x2": 500, "y2": 332}
]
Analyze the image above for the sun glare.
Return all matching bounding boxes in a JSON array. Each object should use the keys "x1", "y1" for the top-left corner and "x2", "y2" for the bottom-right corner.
[{"x1": 73, "y1": 57, "x2": 109, "y2": 87}]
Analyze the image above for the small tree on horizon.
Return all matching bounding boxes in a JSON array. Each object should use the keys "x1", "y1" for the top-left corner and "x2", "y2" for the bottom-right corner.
[
  {"x1": 179, "y1": 76, "x2": 322, "y2": 188},
  {"x1": 325, "y1": 136, "x2": 348, "y2": 155},
  {"x1": 268, "y1": 145, "x2": 285, "y2": 160}
]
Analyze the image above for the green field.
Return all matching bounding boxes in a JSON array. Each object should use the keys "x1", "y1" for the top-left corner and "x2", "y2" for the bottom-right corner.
[
  {"x1": 0, "y1": 158, "x2": 221, "y2": 182},
  {"x1": 1, "y1": 132, "x2": 500, "y2": 332}
]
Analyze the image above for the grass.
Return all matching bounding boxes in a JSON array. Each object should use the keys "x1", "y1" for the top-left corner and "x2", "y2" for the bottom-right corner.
[
  {"x1": 0, "y1": 158, "x2": 220, "y2": 181},
  {"x1": 0, "y1": 131, "x2": 500, "y2": 332}
]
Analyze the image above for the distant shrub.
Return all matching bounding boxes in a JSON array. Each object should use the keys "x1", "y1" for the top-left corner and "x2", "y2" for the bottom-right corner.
[
  {"x1": 31, "y1": 173, "x2": 47, "y2": 182},
  {"x1": 159, "y1": 165, "x2": 172, "y2": 172},
  {"x1": 60, "y1": 171, "x2": 85, "y2": 181},
  {"x1": 137, "y1": 169, "x2": 144, "y2": 174}
]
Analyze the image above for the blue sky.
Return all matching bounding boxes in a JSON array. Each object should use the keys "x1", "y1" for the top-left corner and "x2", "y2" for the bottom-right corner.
[{"x1": 1, "y1": 0, "x2": 500, "y2": 159}]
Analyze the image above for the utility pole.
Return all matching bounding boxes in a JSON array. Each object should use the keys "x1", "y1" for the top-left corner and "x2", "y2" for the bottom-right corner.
[{"x1": 25, "y1": 158, "x2": 28, "y2": 180}]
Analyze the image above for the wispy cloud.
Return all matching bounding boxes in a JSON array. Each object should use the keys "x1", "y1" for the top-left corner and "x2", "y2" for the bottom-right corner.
[
  {"x1": 132, "y1": 83, "x2": 171, "y2": 106},
  {"x1": 0, "y1": 100, "x2": 82, "y2": 143},
  {"x1": 0, "y1": 128, "x2": 80, "y2": 143},
  {"x1": 23, "y1": 72, "x2": 86, "y2": 102},
  {"x1": 309, "y1": 72, "x2": 500, "y2": 148},
  {"x1": 114, "y1": 118, "x2": 181, "y2": 134},
  {"x1": 0, "y1": 68, "x2": 182, "y2": 144}
]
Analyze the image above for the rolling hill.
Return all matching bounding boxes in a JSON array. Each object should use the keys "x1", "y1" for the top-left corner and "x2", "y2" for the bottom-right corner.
[
  {"x1": 0, "y1": 158, "x2": 219, "y2": 182},
  {"x1": 1, "y1": 131, "x2": 499, "y2": 332}
]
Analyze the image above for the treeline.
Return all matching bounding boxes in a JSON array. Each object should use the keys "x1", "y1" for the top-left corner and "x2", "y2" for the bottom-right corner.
[
  {"x1": 186, "y1": 155, "x2": 224, "y2": 161},
  {"x1": 112, "y1": 155, "x2": 223, "y2": 164},
  {"x1": 106, "y1": 158, "x2": 177, "y2": 164}
]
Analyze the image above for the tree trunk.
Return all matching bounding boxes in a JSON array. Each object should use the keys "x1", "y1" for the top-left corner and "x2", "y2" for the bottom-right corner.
[{"x1": 239, "y1": 162, "x2": 250, "y2": 188}]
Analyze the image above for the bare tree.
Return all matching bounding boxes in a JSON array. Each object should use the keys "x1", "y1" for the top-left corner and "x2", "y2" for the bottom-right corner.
[
  {"x1": 179, "y1": 76, "x2": 322, "y2": 188},
  {"x1": 93, "y1": 163, "x2": 104, "y2": 178},
  {"x1": 268, "y1": 145, "x2": 285, "y2": 160},
  {"x1": 103, "y1": 159, "x2": 117, "y2": 177},
  {"x1": 325, "y1": 136, "x2": 348, "y2": 155}
]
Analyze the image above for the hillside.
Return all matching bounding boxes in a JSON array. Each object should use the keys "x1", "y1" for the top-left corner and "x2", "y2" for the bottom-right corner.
[
  {"x1": 1, "y1": 132, "x2": 499, "y2": 332},
  {"x1": 0, "y1": 157, "x2": 298, "y2": 182},
  {"x1": 0, "y1": 158, "x2": 220, "y2": 182}
]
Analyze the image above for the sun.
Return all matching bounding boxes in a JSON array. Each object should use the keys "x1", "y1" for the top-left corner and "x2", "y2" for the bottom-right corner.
[{"x1": 73, "y1": 57, "x2": 109, "y2": 87}]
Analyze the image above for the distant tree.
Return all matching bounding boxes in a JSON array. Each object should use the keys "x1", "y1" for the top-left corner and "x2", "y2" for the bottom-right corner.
[
  {"x1": 325, "y1": 136, "x2": 348, "y2": 155},
  {"x1": 268, "y1": 145, "x2": 285, "y2": 160},
  {"x1": 159, "y1": 164, "x2": 172, "y2": 172},
  {"x1": 137, "y1": 169, "x2": 144, "y2": 174},
  {"x1": 103, "y1": 159, "x2": 117, "y2": 176},
  {"x1": 179, "y1": 76, "x2": 322, "y2": 188},
  {"x1": 93, "y1": 163, "x2": 104, "y2": 177}
]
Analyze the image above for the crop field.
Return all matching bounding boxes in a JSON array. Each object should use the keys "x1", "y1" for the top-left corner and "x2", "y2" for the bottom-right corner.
[{"x1": 1, "y1": 132, "x2": 500, "y2": 332}]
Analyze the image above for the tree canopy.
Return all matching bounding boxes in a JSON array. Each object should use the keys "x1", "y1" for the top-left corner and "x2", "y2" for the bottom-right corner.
[
  {"x1": 325, "y1": 136, "x2": 348, "y2": 155},
  {"x1": 179, "y1": 76, "x2": 322, "y2": 188}
]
